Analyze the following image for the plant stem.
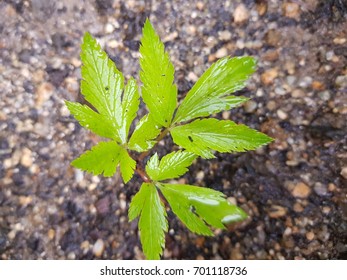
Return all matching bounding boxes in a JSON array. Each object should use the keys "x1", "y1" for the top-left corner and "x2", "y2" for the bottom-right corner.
[{"x1": 136, "y1": 165, "x2": 150, "y2": 182}]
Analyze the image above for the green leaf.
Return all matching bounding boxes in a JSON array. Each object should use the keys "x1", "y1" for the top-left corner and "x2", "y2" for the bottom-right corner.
[
  {"x1": 72, "y1": 141, "x2": 135, "y2": 182},
  {"x1": 65, "y1": 101, "x2": 118, "y2": 139},
  {"x1": 158, "y1": 183, "x2": 247, "y2": 235},
  {"x1": 80, "y1": 32, "x2": 124, "y2": 141},
  {"x1": 72, "y1": 141, "x2": 122, "y2": 177},
  {"x1": 146, "y1": 151, "x2": 197, "y2": 181},
  {"x1": 140, "y1": 19, "x2": 177, "y2": 127},
  {"x1": 118, "y1": 78, "x2": 140, "y2": 143},
  {"x1": 128, "y1": 114, "x2": 161, "y2": 152},
  {"x1": 119, "y1": 148, "x2": 136, "y2": 183},
  {"x1": 129, "y1": 183, "x2": 167, "y2": 260},
  {"x1": 171, "y1": 118, "x2": 273, "y2": 158},
  {"x1": 174, "y1": 57, "x2": 255, "y2": 123}
]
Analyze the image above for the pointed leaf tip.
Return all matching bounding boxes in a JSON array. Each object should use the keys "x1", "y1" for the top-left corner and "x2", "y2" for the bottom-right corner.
[
  {"x1": 174, "y1": 56, "x2": 257, "y2": 123},
  {"x1": 140, "y1": 19, "x2": 177, "y2": 127}
]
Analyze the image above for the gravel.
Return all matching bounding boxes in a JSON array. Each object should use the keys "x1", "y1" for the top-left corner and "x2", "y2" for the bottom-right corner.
[{"x1": 0, "y1": 0, "x2": 346, "y2": 260}]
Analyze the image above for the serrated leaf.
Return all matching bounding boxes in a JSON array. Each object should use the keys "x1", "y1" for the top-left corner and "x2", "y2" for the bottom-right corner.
[
  {"x1": 128, "y1": 114, "x2": 161, "y2": 152},
  {"x1": 129, "y1": 183, "x2": 167, "y2": 260},
  {"x1": 119, "y1": 148, "x2": 136, "y2": 183},
  {"x1": 140, "y1": 19, "x2": 177, "y2": 127},
  {"x1": 65, "y1": 101, "x2": 118, "y2": 139},
  {"x1": 80, "y1": 33, "x2": 124, "y2": 141},
  {"x1": 146, "y1": 151, "x2": 197, "y2": 181},
  {"x1": 174, "y1": 57, "x2": 255, "y2": 123},
  {"x1": 72, "y1": 141, "x2": 135, "y2": 182},
  {"x1": 72, "y1": 141, "x2": 122, "y2": 177},
  {"x1": 118, "y1": 78, "x2": 140, "y2": 143},
  {"x1": 158, "y1": 183, "x2": 247, "y2": 235},
  {"x1": 171, "y1": 118, "x2": 273, "y2": 158}
]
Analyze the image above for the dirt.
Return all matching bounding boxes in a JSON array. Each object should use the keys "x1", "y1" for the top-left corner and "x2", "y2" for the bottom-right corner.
[{"x1": 0, "y1": 0, "x2": 346, "y2": 260}]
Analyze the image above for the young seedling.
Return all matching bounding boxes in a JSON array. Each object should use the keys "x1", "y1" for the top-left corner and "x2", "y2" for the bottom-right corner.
[{"x1": 66, "y1": 19, "x2": 273, "y2": 260}]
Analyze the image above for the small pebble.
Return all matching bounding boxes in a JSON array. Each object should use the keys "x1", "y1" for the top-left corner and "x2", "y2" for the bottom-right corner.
[
  {"x1": 340, "y1": 167, "x2": 347, "y2": 179},
  {"x1": 19, "y1": 196, "x2": 32, "y2": 206},
  {"x1": 233, "y1": 4, "x2": 249, "y2": 24},
  {"x1": 36, "y1": 82, "x2": 54, "y2": 108},
  {"x1": 335, "y1": 76, "x2": 347, "y2": 88},
  {"x1": 282, "y1": 2, "x2": 300, "y2": 19},
  {"x1": 20, "y1": 148, "x2": 33, "y2": 167},
  {"x1": 306, "y1": 231, "x2": 315, "y2": 241},
  {"x1": 104, "y1": 23, "x2": 114, "y2": 34},
  {"x1": 187, "y1": 71, "x2": 198, "y2": 82},
  {"x1": 67, "y1": 252, "x2": 76, "y2": 259},
  {"x1": 266, "y1": 100, "x2": 276, "y2": 111},
  {"x1": 244, "y1": 100, "x2": 257, "y2": 113},
  {"x1": 293, "y1": 202, "x2": 304, "y2": 213},
  {"x1": 318, "y1": 91, "x2": 330, "y2": 101},
  {"x1": 222, "y1": 111, "x2": 230, "y2": 120},
  {"x1": 291, "y1": 182, "x2": 311, "y2": 198},
  {"x1": 268, "y1": 205, "x2": 287, "y2": 218},
  {"x1": 313, "y1": 182, "x2": 328, "y2": 197},
  {"x1": 322, "y1": 206, "x2": 331, "y2": 215},
  {"x1": 291, "y1": 89, "x2": 305, "y2": 98},
  {"x1": 261, "y1": 68, "x2": 278, "y2": 85},
  {"x1": 333, "y1": 37, "x2": 346, "y2": 44},
  {"x1": 93, "y1": 239, "x2": 105, "y2": 257},
  {"x1": 218, "y1": 30, "x2": 232, "y2": 41},
  {"x1": 48, "y1": 229, "x2": 55, "y2": 240},
  {"x1": 196, "y1": 171, "x2": 205, "y2": 181},
  {"x1": 215, "y1": 47, "x2": 228, "y2": 58},
  {"x1": 277, "y1": 109, "x2": 288, "y2": 120}
]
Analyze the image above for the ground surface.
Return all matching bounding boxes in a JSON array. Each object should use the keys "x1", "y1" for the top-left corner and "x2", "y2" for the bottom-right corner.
[{"x1": 0, "y1": 0, "x2": 346, "y2": 260}]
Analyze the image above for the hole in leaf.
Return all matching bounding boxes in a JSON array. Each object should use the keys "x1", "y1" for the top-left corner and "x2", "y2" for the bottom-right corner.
[{"x1": 188, "y1": 136, "x2": 193, "y2": 142}]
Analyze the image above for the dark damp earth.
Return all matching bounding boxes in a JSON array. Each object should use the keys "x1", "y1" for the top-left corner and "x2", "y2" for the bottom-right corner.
[{"x1": 0, "y1": 0, "x2": 346, "y2": 259}]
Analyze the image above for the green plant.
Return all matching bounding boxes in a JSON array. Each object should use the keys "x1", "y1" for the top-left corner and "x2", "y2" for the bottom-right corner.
[{"x1": 66, "y1": 19, "x2": 273, "y2": 260}]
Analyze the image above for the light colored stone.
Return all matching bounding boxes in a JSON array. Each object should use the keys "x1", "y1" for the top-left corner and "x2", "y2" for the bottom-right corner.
[
  {"x1": 48, "y1": 229, "x2": 55, "y2": 240},
  {"x1": 306, "y1": 231, "x2": 315, "y2": 241},
  {"x1": 266, "y1": 101, "x2": 276, "y2": 111},
  {"x1": 335, "y1": 75, "x2": 347, "y2": 88},
  {"x1": 196, "y1": 1, "x2": 205, "y2": 10},
  {"x1": 333, "y1": 37, "x2": 346, "y2": 45},
  {"x1": 233, "y1": 4, "x2": 249, "y2": 24},
  {"x1": 196, "y1": 170, "x2": 205, "y2": 181},
  {"x1": 93, "y1": 239, "x2": 105, "y2": 257},
  {"x1": 340, "y1": 167, "x2": 347, "y2": 179},
  {"x1": 215, "y1": 47, "x2": 228, "y2": 58},
  {"x1": 36, "y1": 82, "x2": 54, "y2": 108},
  {"x1": 282, "y1": 2, "x2": 300, "y2": 19},
  {"x1": 105, "y1": 23, "x2": 114, "y2": 34},
  {"x1": 268, "y1": 205, "x2": 287, "y2": 218},
  {"x1": 218, "y1": 30, "x2": 232, "y2": 41},
  {"x1": 261, "y1": 68, "x2": 278, "y2": 85},
  {"x1": 19, "y1": 196, "x2": 32, "y2": 206},
  {"x1": 293, "y1": 202, "x2": 304, "y2": 213},
  {"x1": 187, "y1": 71, "x2": 198, "y2": 82},
  {"x1": 107, "y1": 39, "x2": 121, "y2": 48},
  {"x1": 244, "y1": 100, "x2": 257, "y2": 113},
  {"x1": 313, "y1": 182, "x2": 328, "y2": 196},
  {"x1": 71, "y1": 57, "x2": 81, "y2": 68},
  {"x1": 277, "y1": 109, "x2": 288, "y2": 120},
  {"x1": 292, "y1": 182, "x2": 311, "y2": 198},
  {"x1": 119, "y1": 199, "x2": 126, "y2": 211},
  {"x1": 20, "y1": 148, "x2": 33, "y2": 167},
  {"x1": 291, "y1": 89, "x2": 305, "y2": 98}
]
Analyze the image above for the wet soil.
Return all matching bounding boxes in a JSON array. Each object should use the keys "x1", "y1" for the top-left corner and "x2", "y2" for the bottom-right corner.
[{"x1": 0, "y1": 0, "x2": 346, "y2": 259}]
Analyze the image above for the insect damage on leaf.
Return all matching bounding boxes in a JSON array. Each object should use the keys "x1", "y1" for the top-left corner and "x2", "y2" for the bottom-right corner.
[{"x1": 66, "y1": 19, "x2": 273, "y2": 260}]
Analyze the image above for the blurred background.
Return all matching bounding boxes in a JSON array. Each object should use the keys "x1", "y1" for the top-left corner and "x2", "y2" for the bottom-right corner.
[{"x1": 0, "y1": 0, "x2": 346, "y2": 259}]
